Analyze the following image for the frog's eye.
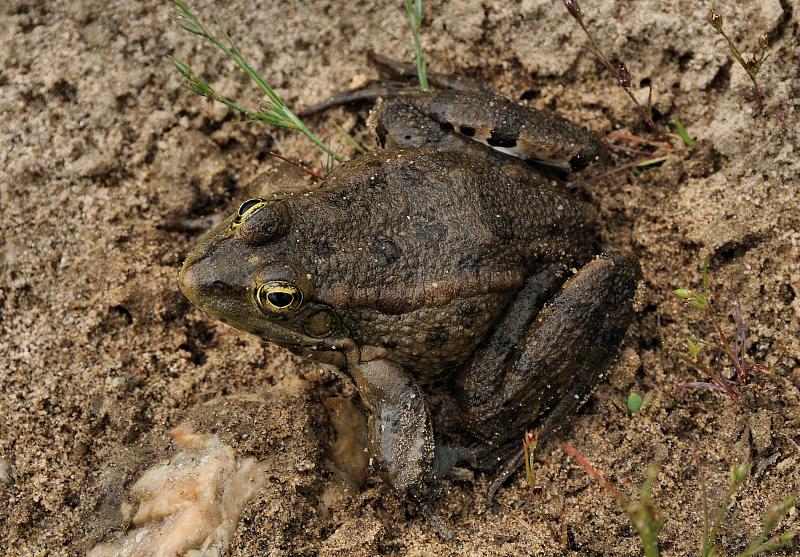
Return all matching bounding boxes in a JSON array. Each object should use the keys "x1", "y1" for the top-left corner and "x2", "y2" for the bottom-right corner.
[
  {"x1": 232, "y1": 198, "x2": 268, "y2": 227},
  {"x1": 255, "y1": 281, "x2": 303, "y2": 313},
  {"x1": 238, "y1": 201, "x2": 290, "y2": 245}
]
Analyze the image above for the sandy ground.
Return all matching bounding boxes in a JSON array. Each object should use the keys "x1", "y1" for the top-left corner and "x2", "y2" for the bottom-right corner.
[{"x1": 2, "y1": 0, "x2": 799, "y2": 555}]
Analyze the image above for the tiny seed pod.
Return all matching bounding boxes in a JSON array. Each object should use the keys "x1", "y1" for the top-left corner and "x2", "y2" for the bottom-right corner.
[
  {"x1": 707, "y1": 9, "x2": 723, "y2": 32},
  {"x1": 563, "y1": 0, "x2": 582, "y2": 20}
]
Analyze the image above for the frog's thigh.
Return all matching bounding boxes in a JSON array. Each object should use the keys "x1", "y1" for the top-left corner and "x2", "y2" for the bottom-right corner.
[
  {"x1": 457, "y1": 252, "x2": 641, "y2": 445},
  {"x1": 348, "y1": 357, "x2": 437, "y2": 499}
]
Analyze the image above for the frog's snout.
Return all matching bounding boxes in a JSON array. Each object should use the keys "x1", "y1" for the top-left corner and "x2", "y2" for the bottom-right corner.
[
  {"x1": 177, "y1": 256, "x2": 209, "y2": 307},
  {"x1": 177, "y1": 249, "x2": 245, "y2": 308}
]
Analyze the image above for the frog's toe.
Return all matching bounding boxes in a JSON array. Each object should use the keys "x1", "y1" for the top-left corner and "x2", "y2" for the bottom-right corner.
[
  {"x1": 484, "y1": 449, "x2": 525, "y2": 508},
  {"x1": 446, "y1": 467, "x2": 474, "y2": 481},
  {"x1": 433, "y1": 445, "x2": 478, "y2": 479}
]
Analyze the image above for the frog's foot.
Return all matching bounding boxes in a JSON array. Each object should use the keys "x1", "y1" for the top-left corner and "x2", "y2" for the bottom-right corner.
[
  {"x1": 366, "y1": 51, "x2": 482, "y2": 92},
  {"x1": 447, "y1": 467, "x2": 475, "y2": 481},
  {"x1": 457, "y1": 252, "x2": 642, "y2": 490},
  {"x1": 299, "y1": 81, "x2": 415, "y2": 116},
  {"x1": 483, "y1": 375, "x2": 604, "y2": 506},
  {"x1": 485, "y1": 449, "x2": 524, "y2": 507},
  {"x1": 434, "y1": 446, "x2": 478, "y2": 479},
  {"x1": 299, "y1": 52, "x2": 480, "y2": 116}
]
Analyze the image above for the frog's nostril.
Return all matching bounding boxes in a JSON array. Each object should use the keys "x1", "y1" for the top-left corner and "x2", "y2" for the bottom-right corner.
[
  {"x1": 178, "y1": 253, "x2": 220, "y2": 300},
  {"x1": 179, "y1": 257, "x2": 227, "y2": 301}
]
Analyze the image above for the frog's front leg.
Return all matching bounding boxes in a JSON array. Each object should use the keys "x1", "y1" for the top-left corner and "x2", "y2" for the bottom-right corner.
[
  {"x1": 344, "y1": 353, "x2": 471, "y2": 504},
  {"x1": 346, "y1": 356, "x2": 435, "y2": 499}
]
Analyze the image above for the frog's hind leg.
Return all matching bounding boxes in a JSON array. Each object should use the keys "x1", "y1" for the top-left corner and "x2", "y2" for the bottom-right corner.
[
  {"x1": 455, "y1": 253, "x2": 641, "y2": 481},
  {"x1": 403, "y1": 89, "x2": 605, "y2": 171},
  {"x1": 372, "y1": 96, "x2": 544, "y2": 186}
]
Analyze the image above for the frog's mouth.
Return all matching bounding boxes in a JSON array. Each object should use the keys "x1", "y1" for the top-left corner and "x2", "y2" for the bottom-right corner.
[{"x1": 274, "y1": 341, "x2": 349, "y2": 367}]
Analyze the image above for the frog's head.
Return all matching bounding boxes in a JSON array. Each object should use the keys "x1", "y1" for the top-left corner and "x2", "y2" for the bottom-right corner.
[{"x1": 178, "y1": 198, "x2": 348, "y2": 364}]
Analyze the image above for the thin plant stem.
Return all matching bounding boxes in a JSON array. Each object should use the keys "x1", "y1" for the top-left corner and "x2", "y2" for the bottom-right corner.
[
  {"x1": 718, "y1": 28, "x2": 760, "y2": 95},
  {"x1": 168, "y1": 0, "x2": 342, "y2": 162},
  {"x1": 371, "y1": 21, "x2": 414, "y2": 51},
  {"x1": 333, "y1": 123, "x2": 370, "y2": 154},
  {"x1": 706, "y1": 9, "x2": 768, "y2": 110},
  {"x1": 267, "y1": 151, "x2": 326, "y2": 180},
  {"x1": 564, "y1": 2, "x2": 669, "y2": 137},
  {"x1": 563, "y1": 443, "x2": 663, "y2": 557},
  {"x1": 404, "y1": 0, "x2": 430, "y2": 91}
]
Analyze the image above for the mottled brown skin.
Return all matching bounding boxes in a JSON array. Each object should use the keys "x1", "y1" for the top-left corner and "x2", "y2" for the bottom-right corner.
[{"x1": 178, "y1": 90, "x2": 641, "y2": 519}]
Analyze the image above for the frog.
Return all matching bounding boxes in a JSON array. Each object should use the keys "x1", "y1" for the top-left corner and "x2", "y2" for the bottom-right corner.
[{"x1": 177, "y1": 87, "x2": 641, "y2": 526}]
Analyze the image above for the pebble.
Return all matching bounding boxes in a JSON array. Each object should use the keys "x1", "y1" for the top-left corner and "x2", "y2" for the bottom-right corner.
[{"x1": 0, "y1": 458, "x2": 12, "y2": 485}]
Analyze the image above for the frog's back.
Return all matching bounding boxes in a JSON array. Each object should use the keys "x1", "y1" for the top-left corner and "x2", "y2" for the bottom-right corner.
[
  {"x1": 279, "y1": 149, "x2": 593, "y2": 373},
  {"x1": 290, "y1": 148, "x2": 593, "y2": 305}
]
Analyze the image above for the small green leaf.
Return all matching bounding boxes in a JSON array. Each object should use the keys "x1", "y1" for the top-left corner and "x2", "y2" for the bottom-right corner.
[
  {"x1": 175, "y1": 16, "x2": 204, "y2": 35},
  {"x1": 729, "y1": 461, "x2": 751, "y2": 489},
  {"x1": 169, "y1": 0, "x2": 192, "y2": 15},
  {"x1": 687, "y1": 339, "x2": 702, "y2": 359},
  {"x1": 628, "y1": 392, "x2": 644, "y2": 414},
  {"x1": 673, "y1": 288, "x2": 692, "y2": 299},
  {"x1": 671, "y1": 116, "x2": 695, "y2": 148},
  {"x1": 169, "y1": 56, "x2": 193, "y2": 78},
  {"x1": 763, "y1": 496, "x2": 796, "y2": 530},
  {"x1": 690, "y1": 294, "x2": 709, "y2": 311}
]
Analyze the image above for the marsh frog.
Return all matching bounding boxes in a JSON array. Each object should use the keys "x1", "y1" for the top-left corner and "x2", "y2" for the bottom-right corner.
[{"x1": 178, "y1": 88, "x2": 641, "y2": 518}]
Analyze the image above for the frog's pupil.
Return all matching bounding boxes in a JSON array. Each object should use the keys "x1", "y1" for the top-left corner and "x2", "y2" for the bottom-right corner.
[
  {"x1": 238, "y1": 198, "x2": 262, "y2": 216},
  {"x1": 268, "y1": 291, "x2": 294, "y2": 308}
]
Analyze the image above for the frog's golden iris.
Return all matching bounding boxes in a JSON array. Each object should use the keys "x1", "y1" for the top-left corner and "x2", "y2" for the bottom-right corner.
[
  {"x1": 255, "y1": 280, "x2": 303, "y2": 313},
  {"x1": 232, "y1": 198, "x2": 268, "y2": 228}
]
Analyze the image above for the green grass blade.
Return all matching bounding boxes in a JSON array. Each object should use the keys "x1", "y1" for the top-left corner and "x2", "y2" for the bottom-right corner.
[
  {"x1": 672, "y1": 116, "x2": 695, "y2": 147},
  {"x1": 333, "y1": 123, "x2": 370, "y2": 154},
  {"x1": 371, "y1": 21, "x2": 414, "y2": 51},
  {"x1": 634, "y1": 155, "x2": 670, "y2": 168},
  {"x1": 404, "y1": 0, "x2": 430, "y2": 91},
  {"x1": 166, "y1": 0, "x2": 342, "y2": 162}
]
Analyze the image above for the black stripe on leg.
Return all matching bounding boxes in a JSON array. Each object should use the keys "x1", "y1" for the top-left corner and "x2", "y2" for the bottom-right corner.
[{"x1": 487, "y1": 130, "x2": 517, "y2": 148}]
